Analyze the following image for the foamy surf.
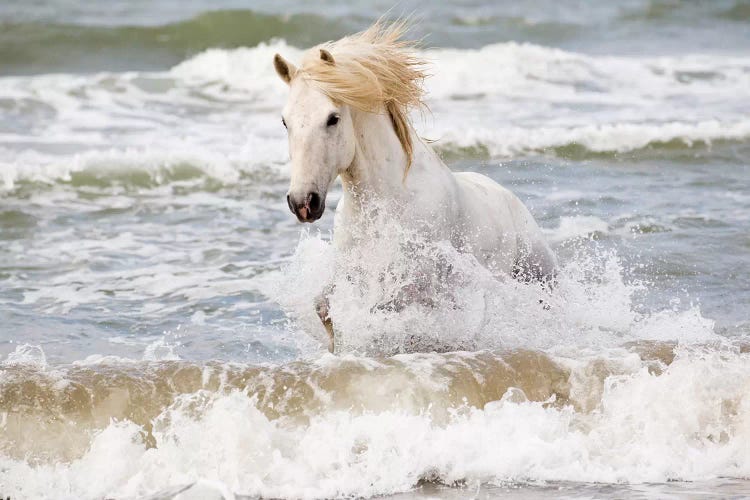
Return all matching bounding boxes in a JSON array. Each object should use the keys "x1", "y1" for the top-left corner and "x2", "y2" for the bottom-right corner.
[
  {"x1": 2, "y1": 207, "x2": 744, "y2": 498},
  {"x1": 2, "y1": 343, "x2": 750, "y2": 499},
  {"x1": 3, "y1": 4, "x2": 750, "y2": 498},
  {"x1": 269, "y1": 223, "x2": 720, "y2": 355},
  {"x1": 3, "y1": 41, "x2": 750, "y2": 192}
]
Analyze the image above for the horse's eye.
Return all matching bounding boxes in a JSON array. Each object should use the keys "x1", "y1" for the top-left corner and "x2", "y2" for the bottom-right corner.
[
  {"x1": 326, "y1": 113, "x2": 340, "y2": 127},
  {"x1": 281, "y1": 117, "x2": 287, "y2": 129}
]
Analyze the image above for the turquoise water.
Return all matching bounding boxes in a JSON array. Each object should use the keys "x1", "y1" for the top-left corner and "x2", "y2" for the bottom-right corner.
[{"x1": 1, "y1": 1, "x2": 750, "y2": 498}]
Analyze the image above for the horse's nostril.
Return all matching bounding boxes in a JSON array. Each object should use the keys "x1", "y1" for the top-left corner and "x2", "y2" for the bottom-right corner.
[
  {"x1": 286, "y1": 194, "x2": 294, "y2": 214},
  {"x1": 308, "y1": 192, "x2": 321, "y2": 212},
  {"x1": 287, "y1": 191, "x2": 323, "y2": 221}
]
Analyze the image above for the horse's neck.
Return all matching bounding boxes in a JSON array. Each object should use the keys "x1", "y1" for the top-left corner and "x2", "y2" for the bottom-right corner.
[
  {"x1": 341, "y1": 109, "x2": 412, "y2": 203},
  {"x1": 337, "y1": 108, "x2": 457, "y2": 247}
]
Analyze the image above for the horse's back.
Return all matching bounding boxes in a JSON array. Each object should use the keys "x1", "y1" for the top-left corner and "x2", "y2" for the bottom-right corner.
[
  {"x1": 452, "y1": 171, "x2": 531, "y2": 233},
  {"x1": 453, "y1": 171, "x2": 557, "y2": 280}
]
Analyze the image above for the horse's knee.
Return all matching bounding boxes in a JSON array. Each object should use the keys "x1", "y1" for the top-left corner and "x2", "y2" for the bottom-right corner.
[{"x1": 315, "y1": 294, "x2": 335, "y2": 352}]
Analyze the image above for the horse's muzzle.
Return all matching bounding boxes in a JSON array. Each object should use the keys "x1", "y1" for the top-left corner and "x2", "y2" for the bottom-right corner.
[{"x1": 287, "y1": 191, "x2": 325, "y2": 223}]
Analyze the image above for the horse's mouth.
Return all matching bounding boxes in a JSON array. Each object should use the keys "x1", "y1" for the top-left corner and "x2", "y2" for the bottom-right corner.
[
  {"x1": 287, "y1": 192, "x2": 326, "y2": 223},
  {"x1": 295, "y1": 206, "x2": 324, "y2": 223}
]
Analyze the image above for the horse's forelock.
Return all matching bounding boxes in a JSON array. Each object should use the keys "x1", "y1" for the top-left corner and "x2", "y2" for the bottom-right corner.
[{"x1": 296, "y1": 20, "x2": 427, "y2": 173}]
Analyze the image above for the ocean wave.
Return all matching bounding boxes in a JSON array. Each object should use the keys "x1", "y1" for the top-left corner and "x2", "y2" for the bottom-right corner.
[
  {"x1": 2, "y1": 40, "x2": 750, "y2": 193},
  {"x1": 1, "y1": 131, "x2": 746, "y2": 195},
  {"x1": 175, "y1": 41, "x2": 750, "y2": 156},
  {"x1": 0, "y1": 137, "x2": 292, "y2": 194},
  {"x1": 2, "y1": 119, "x2": 748, "y2": 195},
  {"x1": 173, "y1": 40, "x2": 750, "y2": 101},
  {"x1": 0, "y1": 10, "x2": 348, "y2": 75},
  {"x1": 433, "y1": 119, "x2": 750, "y2": 158},
  {"x1": 2, "y1": 343, "x2": 750, "y2": 498},
  {"x1": 544, "y1": 215, "x2": 610, "y2": 243},
  {"x1": 3, "y1": 2, "x2": 749, "y2": 76},
  {"x1": 620, "y1": 0, "x2": 750, "y2": 22}
]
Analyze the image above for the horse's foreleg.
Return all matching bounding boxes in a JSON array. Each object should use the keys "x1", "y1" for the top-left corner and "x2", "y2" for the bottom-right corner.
[{"x1": 315, "y1": 288, "x2": 335, "y2": 352}]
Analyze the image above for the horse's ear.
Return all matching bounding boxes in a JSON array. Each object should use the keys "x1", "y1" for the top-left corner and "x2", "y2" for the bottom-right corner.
[
  {"x1": 319, "y1": 49, "x2": 335, "y2": 65},
  {"x1": 274, "y1": 54, "x2": 296, "y2": 85}
]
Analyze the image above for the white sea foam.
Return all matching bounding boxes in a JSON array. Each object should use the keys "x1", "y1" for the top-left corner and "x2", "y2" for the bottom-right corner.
[
  {"x1": 0, "y1": 219, "x2": 741, "y2": 499},
  {"x1": 544, "y1": 215, "x2": 609, "y2": 243},
  {"x1": 2, "y1": 41, "x2": 750, "y2": 190},
  {"x1": 434, "y1": 119, "x2": 750, "y2": 157},
  {"x1": 3, "y1": 343, "x2": 47, "y2": 368},
  {"x1": 2, "y1": 37, "x2": 749, "y2": 500},
  {"x1": 0, "y1": 139, "x2": 286, "y2": 191},
  {"x1": 3, "y1": 347, "x2": 750, "y2": 499},
  {"x1": 170, "y1": 40, "x2": 302, "y2": 102},
  {"x1": 269, "y1": 214, "x2": 718, "y2": 355}
]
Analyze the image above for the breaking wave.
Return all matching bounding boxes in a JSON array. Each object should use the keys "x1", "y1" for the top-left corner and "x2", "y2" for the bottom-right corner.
[
  {"x1": 0, "y1": 10, "x2": 349, "y2": 74},
  {"x1": 2, "y1": 40, "x2": 750, "y2": 194},
  {"x1": 2, "y1": 342, "x2": 750, "y2": 498}
]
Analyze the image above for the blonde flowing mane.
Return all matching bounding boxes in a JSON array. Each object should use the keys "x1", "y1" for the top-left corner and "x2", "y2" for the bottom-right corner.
[{"x1": 296, "y1": 21, "x2": 428, "y2": 173}]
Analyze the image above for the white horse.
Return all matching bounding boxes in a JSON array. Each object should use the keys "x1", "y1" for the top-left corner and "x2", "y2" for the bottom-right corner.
[{"x1": 274, "y1": 21, "x2": 557, "y2": 350}]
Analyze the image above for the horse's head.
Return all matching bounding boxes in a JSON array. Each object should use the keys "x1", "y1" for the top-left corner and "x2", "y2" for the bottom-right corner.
[{"x1": 274, "y1": 50, "x2": 356, "y2": 223}]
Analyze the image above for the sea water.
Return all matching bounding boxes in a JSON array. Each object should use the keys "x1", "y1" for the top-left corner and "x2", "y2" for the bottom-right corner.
[{"x1": 1, "y1": 1, "x2": 750, "y2": 498}]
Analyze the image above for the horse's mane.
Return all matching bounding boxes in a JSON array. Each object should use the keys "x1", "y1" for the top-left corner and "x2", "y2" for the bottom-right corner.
[{"x1": 297, "y1": 20, "x2": 428, "y2": 174}]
